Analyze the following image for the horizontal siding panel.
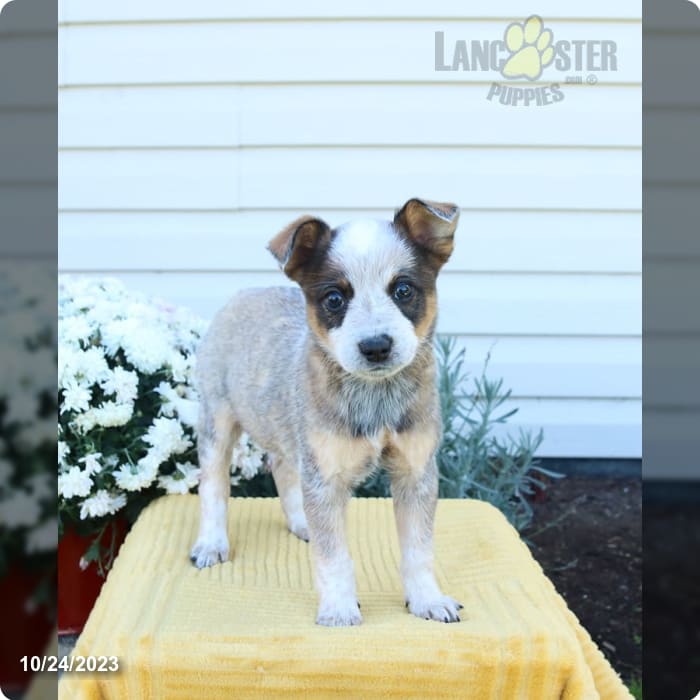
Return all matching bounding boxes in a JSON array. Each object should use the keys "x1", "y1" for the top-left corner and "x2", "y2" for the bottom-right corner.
[
  {"x1": 495, "y1": 398, "x2": 640, "y2": 458},
  {"x1": 62, "y1": 271, "x2": 640, "y2": 337},
  {"x1": 58, "y1": 210, "x2": 641, "y2": 273},
  {"x1": 59, "y1": 85, "x2": 642, "y2": 149},
  {"x1": 58, "y1": 148, "x2": 641, "y2": 210},
  {"x1": 58, "y1": 150, "x2": 239, "y2": 210},
  {"x1": 59, "y1": 0, "x2": 642, "y2": 23},
  {"x1": 240, "y1": 148, "x2": 639, "y2": 211},
  {"x1": 452, "y1": 336, "x2": 639, "y2": 399},
  {"x1": 58, "y1": 21, "x2": 641, "y2": 86},
  {"x1": 59, "y1": 86, "x2": 239, "y2": 149}
]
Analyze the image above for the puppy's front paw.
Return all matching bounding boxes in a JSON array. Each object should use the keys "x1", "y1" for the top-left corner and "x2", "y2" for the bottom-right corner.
[
  {"x1": 407, "y1": 594, "x2": 463, "y2": 623},
  {"x1": 287, "y1": 515, "x2": 310, "y2": 543},
  {"x1": 189, "y1": 534, "x2": 229, "y2": 569},
  {"x1": 316, "y1": 598, "x2": 363, "y2": 627}
]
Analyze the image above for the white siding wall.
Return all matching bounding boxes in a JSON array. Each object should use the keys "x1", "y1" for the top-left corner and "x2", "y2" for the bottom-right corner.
[{"x1": 58, "y1": 2, "x2": 642, "y2": 459}]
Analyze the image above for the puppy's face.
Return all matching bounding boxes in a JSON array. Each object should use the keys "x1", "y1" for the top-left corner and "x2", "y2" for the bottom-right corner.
[{"x1": 268, "y1": 199, "x2": 459, "y2": 379}]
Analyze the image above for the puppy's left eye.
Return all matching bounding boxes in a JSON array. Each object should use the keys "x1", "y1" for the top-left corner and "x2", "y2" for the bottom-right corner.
[
  {"x1": 323, "y1": 290, "x2": 346, "y2": 312},
  {"x1": 392, "y1": 281, "x2": 414, "y2": 302}
]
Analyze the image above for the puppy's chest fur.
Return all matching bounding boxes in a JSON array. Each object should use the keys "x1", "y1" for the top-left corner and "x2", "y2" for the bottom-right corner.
[{"x1": 303, "y1": 344, "x2": 439, "y2": 484}]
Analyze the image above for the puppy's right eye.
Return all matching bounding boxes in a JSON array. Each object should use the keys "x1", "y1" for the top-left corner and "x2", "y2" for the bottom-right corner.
[{"x1": 323, "y1": 290, "x2": 346, "y2": 312}]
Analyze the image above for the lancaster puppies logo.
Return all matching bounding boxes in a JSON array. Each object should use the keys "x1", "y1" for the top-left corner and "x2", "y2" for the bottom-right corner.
[{"x1": 435, "y1": 15, "x2": 618, "y2": 107}]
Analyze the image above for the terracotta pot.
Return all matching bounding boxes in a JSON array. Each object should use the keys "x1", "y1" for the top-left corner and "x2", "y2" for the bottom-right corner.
[
  {"x1": 58, "y1": 519, "x2": 128, "y2": 635},
  {"x1": 0, "y1": 567, "x2": 54, "y2": 693}
]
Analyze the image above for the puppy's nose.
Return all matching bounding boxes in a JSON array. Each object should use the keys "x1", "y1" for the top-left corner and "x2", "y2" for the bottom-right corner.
[{"x1": 358, "y1": 334, "x2": 393, "y2": 363}]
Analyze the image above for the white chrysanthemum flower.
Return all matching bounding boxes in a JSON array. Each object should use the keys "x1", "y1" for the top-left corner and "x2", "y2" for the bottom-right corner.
[
  {"x1": 168, "y1": 352, "x2": 189, "y2": 382},
  {"x1": 57, "y1": 345, "x2": 79, "y2": 388},
  {"x1": 79, "y1": 452, "x2": 102, "y2": 476},
  {"x1": 0, "y1": 490, "x2": 41, "y2": 528},
  {"x1": 59, "y1": 315, "x2": 95, "y2": 346},
  {"x1": 157, "y1": 462, "x2": 200, "y2": 495},
  {"x1": 70, "y1": 408, "x2": 98, "y2": 434},
  {"x1": 99, "y1": 318, "x2": 136, "y2": 357},
  {"x1": 173, "y1": 398, "x2": 198, "y2": 428},
  {"x1": 79, "y1": 490, "x2": 127, "y2": 520},
  {"x1": 144, "y1": 417, "x2": 191, "y2": 459},
  {"x1": 61, "y1": 381, "x2": 92, "y2": 414},
  {"x1": 101, "y1": 366, "x2": 139, "y2": 404},
  {"x1": 59, "y1": 346, "x2": 111, "y2": 390},
  {"x1": 231, "y1": 433, "x2": 266, "y2": 480},
  {"x1": 102, "y1": 319, "x2": 173, "y2": 374},
  {"x1": 92, "y1": 401, "x2": 133, "y2": 428},
  {"x1": 113, "y1": 463, "x2": 156, "y2": 492},
  {"x1": 58, "y1": 466, "x2": 93, "y2": 499},
  {"x1": 58, "y1": 441, "x2": 70, "y2": 468},
  {"x1": 155, "y1": 382, "x2": 179, "y2": 417},
  {"x1": 136, "y1": 452, "x2": 162, "y2": 482},
  {"x1": 155, "y1": 382, "x2": 198, "y2": 426}
]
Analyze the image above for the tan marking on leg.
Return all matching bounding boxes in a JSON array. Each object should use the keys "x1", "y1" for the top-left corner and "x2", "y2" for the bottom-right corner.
[{"x1": 385, "y1": 423, "x2": 440, "y2": 478}]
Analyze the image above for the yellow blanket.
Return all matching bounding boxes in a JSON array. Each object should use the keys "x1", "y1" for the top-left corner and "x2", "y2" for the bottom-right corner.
[{"x1": 59, "y1": 496, "x2": 631, "y2": 699}]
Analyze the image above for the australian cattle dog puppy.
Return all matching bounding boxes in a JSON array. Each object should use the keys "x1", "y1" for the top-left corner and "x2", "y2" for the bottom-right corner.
[{"x1": 191, "y1": 198, "x2": 462, "y2": 626}]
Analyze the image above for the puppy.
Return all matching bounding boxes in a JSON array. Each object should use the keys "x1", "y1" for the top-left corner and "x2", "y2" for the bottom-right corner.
[{"x1": 190, "y1": 198, "x2": 462, "y2": 626}]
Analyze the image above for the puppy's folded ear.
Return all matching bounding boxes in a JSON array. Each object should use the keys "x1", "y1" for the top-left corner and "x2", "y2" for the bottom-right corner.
[
  {"x1": 393, "y1": 198, "x2": 460, "y2": 267},
  {"x1": 267, "y1": 216, "x2": 332, "y2": 282}
]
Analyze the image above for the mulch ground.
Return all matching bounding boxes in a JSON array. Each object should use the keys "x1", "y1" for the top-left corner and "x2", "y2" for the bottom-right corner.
[{"x1": 526, "y1": 476, "x2": 642, "y2": 688}]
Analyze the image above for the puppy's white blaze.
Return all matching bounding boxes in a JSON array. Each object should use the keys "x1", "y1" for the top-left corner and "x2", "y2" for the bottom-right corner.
[
  {"x1": 330, "y1": 219, "x2": 414, "y2": 283},
  {"x1": 332, "y1": 219, "x2": 391, "y2": 257}
]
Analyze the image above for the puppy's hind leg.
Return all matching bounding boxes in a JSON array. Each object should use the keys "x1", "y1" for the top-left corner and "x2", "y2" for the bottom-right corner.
[
  {"x1": 190, "y1": 404, "x2": 239, "y2": 568},
  {"x1": 270, "y1": 455, "x2": 309, "y2": 542}
]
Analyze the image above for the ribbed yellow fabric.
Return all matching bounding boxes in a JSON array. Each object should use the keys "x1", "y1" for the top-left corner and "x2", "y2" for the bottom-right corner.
[{"x1": 59, "y1": 496, "x2": 632, "y2": 700}]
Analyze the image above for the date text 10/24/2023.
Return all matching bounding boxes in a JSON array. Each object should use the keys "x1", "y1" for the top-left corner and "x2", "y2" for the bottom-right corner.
[{"x1": 20, "y1": 655, "x2": 119, "y2": 673}]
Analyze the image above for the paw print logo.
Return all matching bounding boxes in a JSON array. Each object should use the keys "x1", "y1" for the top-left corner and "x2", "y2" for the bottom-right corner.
[{"x1": 501, "y1": 15, "x2": 555, "y2": 81}]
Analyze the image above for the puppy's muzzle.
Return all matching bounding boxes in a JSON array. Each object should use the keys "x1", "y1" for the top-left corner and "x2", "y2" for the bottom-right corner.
[{"x1": 358, "y1": 334, "x2": 393, "y2": 363}]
